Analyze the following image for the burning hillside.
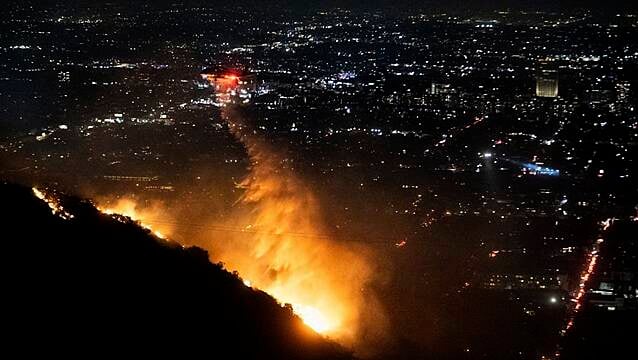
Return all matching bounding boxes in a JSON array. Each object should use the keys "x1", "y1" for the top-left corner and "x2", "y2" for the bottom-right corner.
[
  {"x1": 93, "y1": 105, "x2": 387, "y2": 354},
  {"x1": 3, "y1": 182, "x2": 351, "y2": 359}
]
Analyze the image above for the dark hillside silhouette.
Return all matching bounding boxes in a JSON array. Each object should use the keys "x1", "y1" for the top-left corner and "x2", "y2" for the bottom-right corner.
[{"x1": 1, "y1": 182, "x2": 351, "y2": 359}]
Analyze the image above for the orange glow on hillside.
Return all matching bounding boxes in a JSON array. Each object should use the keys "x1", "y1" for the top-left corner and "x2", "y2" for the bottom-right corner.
[
  {"x1": 32, "y1": 187, "x2": 74, "y2": 220},
  {"x1": 204, "y1": 106, "x2": 386, "y2": 346},
  {"x1": 97, "y1": 198, "x2": 173, "y2": 240},
  {"x1": 94, "y1": 92, "x2": 386, "y2": 355}
]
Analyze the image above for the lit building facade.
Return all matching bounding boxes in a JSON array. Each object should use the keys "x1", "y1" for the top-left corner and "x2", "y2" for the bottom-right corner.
[{"x1": 536, "y1": 60, "x2": 559, "y2": 98}]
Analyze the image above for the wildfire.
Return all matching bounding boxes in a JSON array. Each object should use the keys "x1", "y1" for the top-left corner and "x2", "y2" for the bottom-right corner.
[
  {"x1": 96, "y1": 198, "x2": 172, "y2": 240},
  {"x1": 32, "y1": 187, "x2": 74, "y2": 220},
  {"x1": 93, "y1": 179, "x2": 373, "y2": 340},
  {"x1": 293, "y1": 304, "x2": 332, "y2": 333},
  {"x1": 205, "y1": 105, "x2": 386, "y2": 346},
  {"x1": 95, "y1": 177, "x2": 377, "y2": 341},
  {"x1": 90, "y1": 81, "x2": 385, "y2": 353},
  {"x1": 94, "y1": 192, "x2": 355, "y2": 336},
  {"x1": 33, "y1": 185, "x2": 355, "y2": 338}
]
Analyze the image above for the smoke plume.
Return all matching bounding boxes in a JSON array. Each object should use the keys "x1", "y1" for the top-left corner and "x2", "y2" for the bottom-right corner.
[{"x1": 208, "y1": 106, "x2": 387, "y2": 352}]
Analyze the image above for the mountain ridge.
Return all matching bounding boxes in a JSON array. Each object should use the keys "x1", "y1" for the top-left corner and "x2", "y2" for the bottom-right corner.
[{"x1": 1, "y1": 182, "x2": 352, "y2": 359}]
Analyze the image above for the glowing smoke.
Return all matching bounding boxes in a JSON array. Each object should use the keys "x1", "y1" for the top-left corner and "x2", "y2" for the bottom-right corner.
[
  {"x1": 96, "y1": 197, "x2": 174, "y2": 240},
  {"x1": 208, "y1": 106, "x2": 387, "y2": 349},
  {"x1": 94, "y1": 105, "x2": 387, "y2": 355}
]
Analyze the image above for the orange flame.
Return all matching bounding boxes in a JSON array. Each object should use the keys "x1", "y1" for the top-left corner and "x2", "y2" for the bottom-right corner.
[
  {"x1": 94, "y1": 103, "x2": 386, "y2": 354},
  {"x1": 33, "y1": 187, "x2": 74, "y2": 220},
  {"x1": 207, "y1": 106, "x2": 386, "y2": 347},
  {"x1": 97, "y1": 198, "x2": 173, "y2": 240}
]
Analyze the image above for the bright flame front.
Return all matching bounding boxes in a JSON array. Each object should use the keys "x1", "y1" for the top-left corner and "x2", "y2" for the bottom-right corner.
[
  {"x1": 97, "y1": 198, "x2": 172, "y2": 240},
  {"x1": 293, "y1": 304, "x2": 332, "y2": 333},
  {"x1": 92, "y1": 89, "x2": 386, "y2": 351}
]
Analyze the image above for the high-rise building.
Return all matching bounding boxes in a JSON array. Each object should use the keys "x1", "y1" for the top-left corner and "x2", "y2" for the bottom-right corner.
[
  {"x1": 614, "y1": 81, "x2": 632, "y2": 112},
  {"x1": 536, "y1": 60, "x2": 559, "y2": 98}
]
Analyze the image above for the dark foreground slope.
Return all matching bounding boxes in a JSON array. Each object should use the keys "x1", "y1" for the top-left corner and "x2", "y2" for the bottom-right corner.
[{"x1": 0, "y1": 182, "x2": 351, "y2": 359}]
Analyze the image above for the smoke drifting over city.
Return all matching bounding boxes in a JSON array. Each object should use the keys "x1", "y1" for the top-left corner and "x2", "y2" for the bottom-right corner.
[{"x1": 213, "y1": 106, "x2": 387, "y2": 350}]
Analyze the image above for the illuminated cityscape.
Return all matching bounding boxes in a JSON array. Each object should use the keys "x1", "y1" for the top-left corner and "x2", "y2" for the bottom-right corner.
[{"x1": 1, "y1": 1, "x2": 637, "y2": 359}]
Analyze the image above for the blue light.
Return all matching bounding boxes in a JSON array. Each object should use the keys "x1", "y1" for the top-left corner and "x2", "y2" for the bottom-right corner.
[{"x1": 522, "y1": 163, "x2": 560, "y2": 176}]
